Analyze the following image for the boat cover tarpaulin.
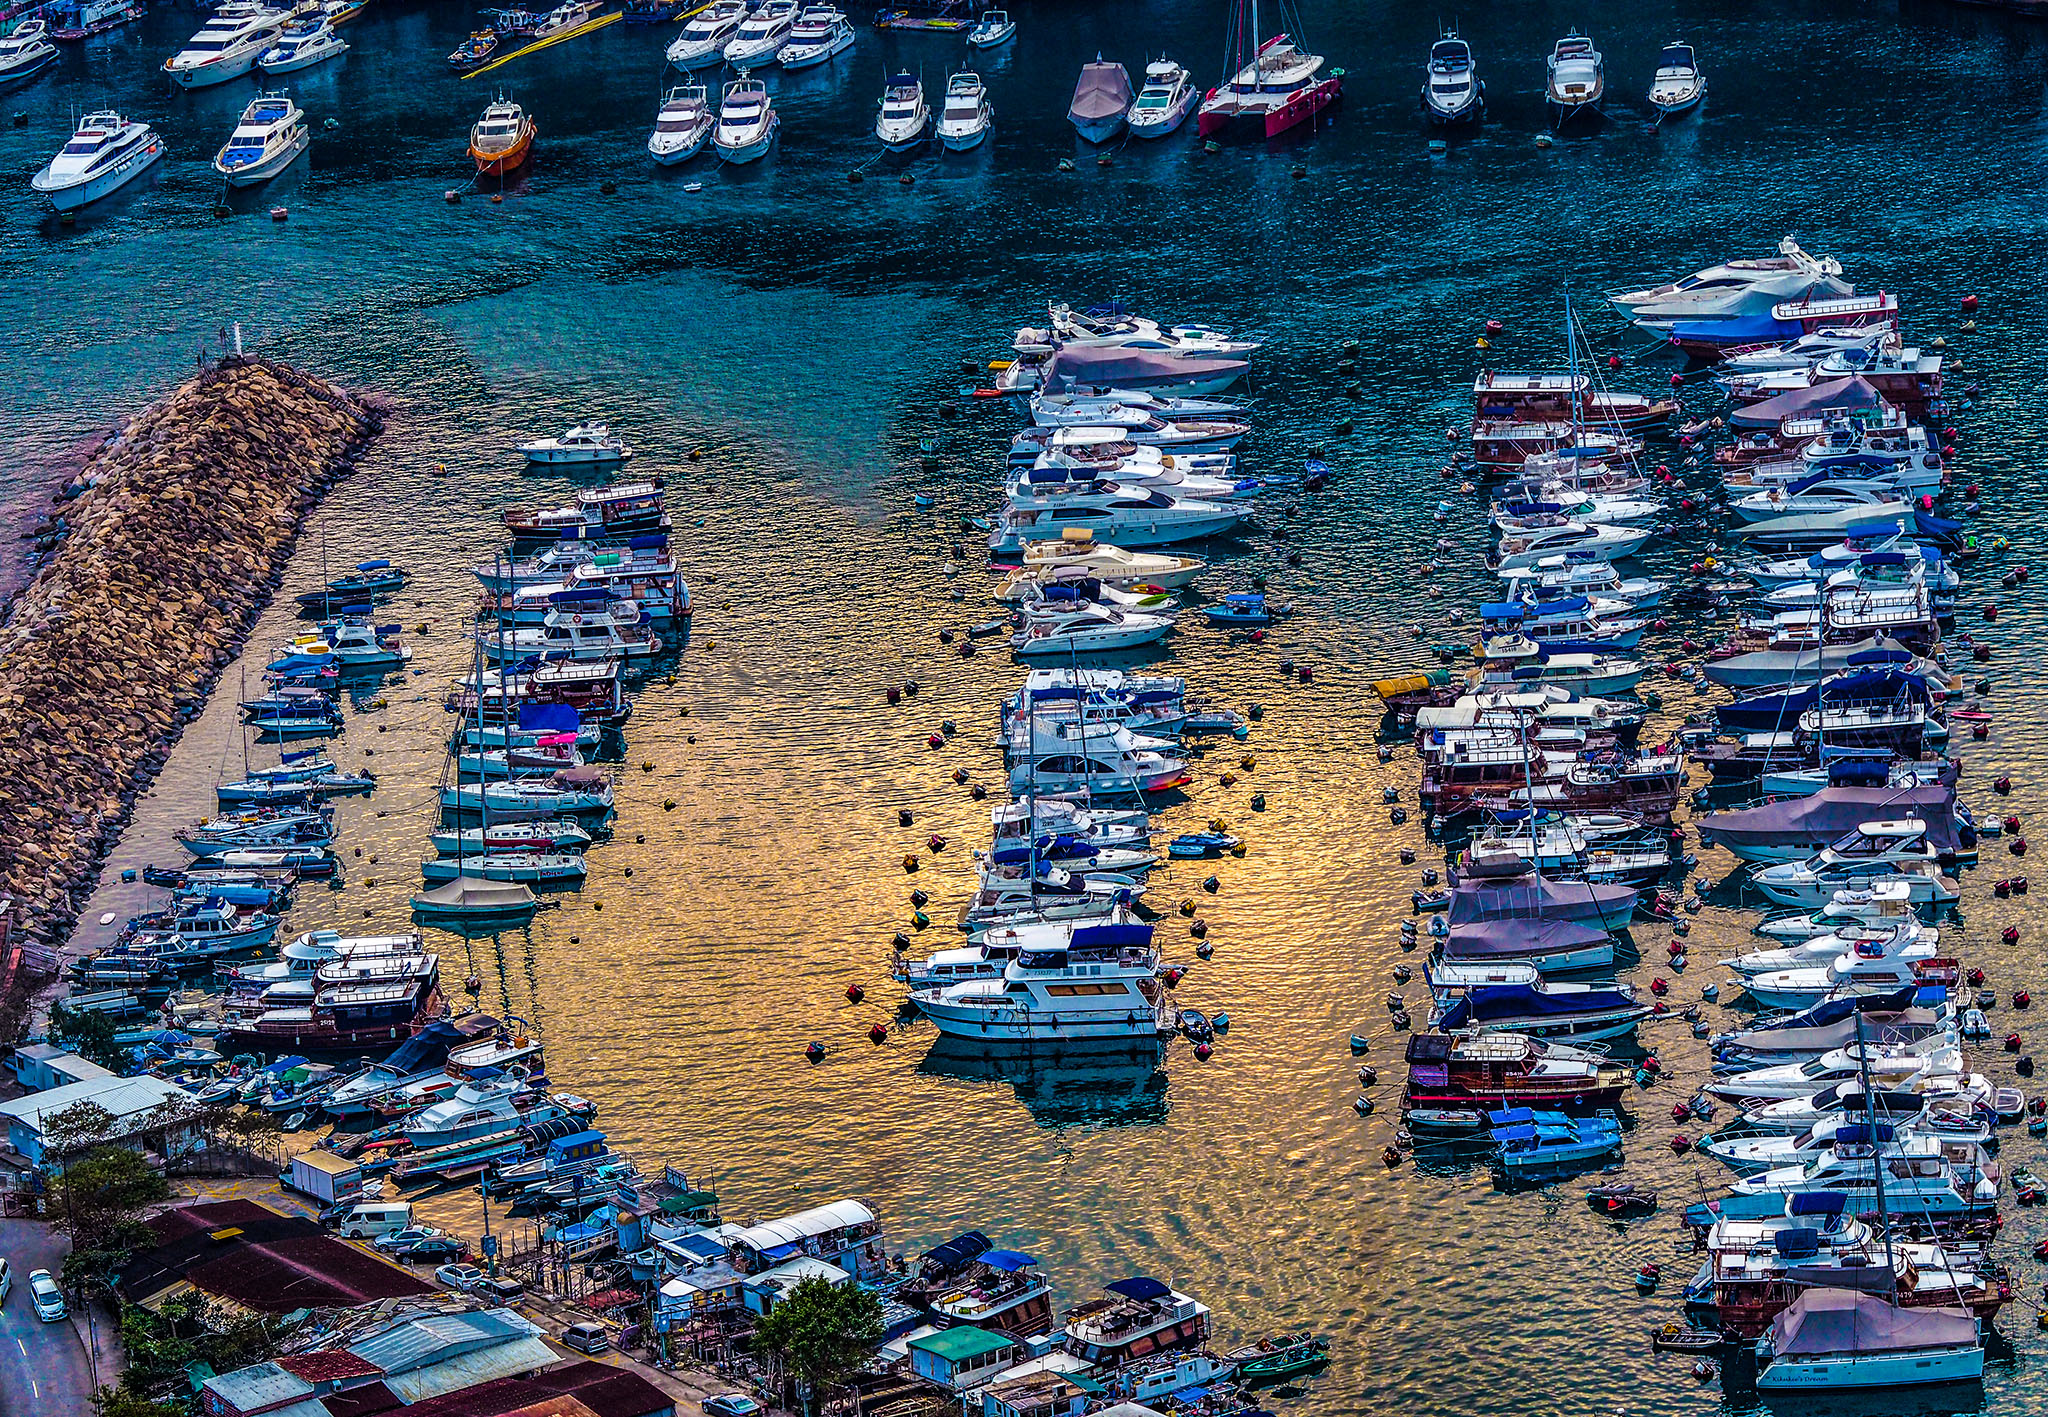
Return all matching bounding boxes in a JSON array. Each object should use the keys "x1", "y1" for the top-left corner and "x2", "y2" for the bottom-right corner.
[
  {"x1": 1447, "y1": 876, "x2": 1638, "y2": 926},
  {"x1": 1765, "y1": 1289, "x2": 1977, "y2": 1356},
  {"x1": 1438, "y1": 983, "x2": 1637, "y2": 1028},
  {"x1": 1729, "y1": 375, "x2": 1888, "y2": 429},
  {"x1": 1441, "y1": 918, "x2": 1611, "y2": 960},
  {"x1": 1696, "y1": 780, "x2": 1960, "y2": 856},
  {"x1": 1668, "y1": 315, "x2": 1800, "y2": 347},
  {"x1": 413, "y1": 878, "x2": 537, "y2": 911},
  {"x1": 1040, "y1": 346, "x2": 1249, "y2": 395},
  {"x1": 1068, "y1": 61, "x2": 1133, "y2": 122}
]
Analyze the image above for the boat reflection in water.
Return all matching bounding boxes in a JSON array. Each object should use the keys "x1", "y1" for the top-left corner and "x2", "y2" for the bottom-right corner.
[{"x1": 917, "y1": 1034, "x2": 1169, "y2": 1127}]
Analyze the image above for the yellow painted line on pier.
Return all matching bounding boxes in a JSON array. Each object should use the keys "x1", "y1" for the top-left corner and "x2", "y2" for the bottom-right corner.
[{"x1": 464, "y1": 10, "x2": 624, "y2": 80}]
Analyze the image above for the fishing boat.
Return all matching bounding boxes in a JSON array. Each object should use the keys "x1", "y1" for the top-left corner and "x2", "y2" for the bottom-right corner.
[
  {"x1": 875, "y1": 72, "x2": 930, "y2": 150},
  {"x1": 1068, "y1": 56, "x2": 1132, "y2": 143},
  {"x1": 1419, "y1": 30, "x2": 1481, "y2": 125},
  {"x1": 31, "y1": 110, "x2": 165, "y2": 211},
  {"x1": 504, "y1": 482, "x2": 666, "y2": 542},
  {"x1": 1489, "y1": 1108, "x2": 1623, "y2": 1178},
  {"x1": 0, "y1": 18, "x2": 58, "y2": 83},
  {"x1": 533, "y1": 0, "x2": 602, "y2": 37},
  {"x1": 258, "y1": 15, "x2": 346, "y2": 73},
  {"x1": 1234, "y1": 1334, "x2": 1330, "y2": 1382},
  {"x1": 448, "y1": 28, "x2": 498, "y2": 71},
  {"x1": 936, "y1": 69, "x2": 991, "y2": 150},
  {"x1": 724, "y1": 0, "x2": 797, "y2": 67},
  {"x1": 1543, "y1": 33, "x2": 1604, "y2": 127},
  {"x1": 469, "y1": 95, "x2": 536, "y2": 174},
  {"x1": 46, "y1": 0, "x2": 145, "y2": 41},
  {"x1": 517, "y1": 423, "x2": 633, "y2": 464},
  {"x1": 1647, "y1": 41, "x2": 1705, "y2": 116},
  {"x1": 666, "y1": 0, "x2": 745, "y2": 67},
  {"x1": 965, "y1": 8, "x2": 1012, "y2": 47},
  {"x1": 164, "y1": 1, "x2": 287, "y2": 88},
  {"x1": 712, "y1": 78, "x2": 778, "y2": 162},
  {"x1": 777, "y1": 5, "x2": 853, "y2": 68},
  {"x1": 216, "y1": 957, "x2": 444, "y2": 1057},
  {"x1": 1127, "y1": 60, "x2": 1196, "y2": 137},
  {"x1": 1196, "y1": 0, "x2": 1341, "y2": 141}
]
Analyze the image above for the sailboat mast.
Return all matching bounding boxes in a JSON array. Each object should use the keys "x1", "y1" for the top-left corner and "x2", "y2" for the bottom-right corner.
[{"x1": 1851, "y1": 1012, "x2": 1897, "y2": 1302}]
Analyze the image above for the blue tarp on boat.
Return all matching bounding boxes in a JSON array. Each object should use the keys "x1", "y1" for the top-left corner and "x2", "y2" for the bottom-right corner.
[{"x1": 1668, "y1": 314, "x2": 1801, "y2": 347}]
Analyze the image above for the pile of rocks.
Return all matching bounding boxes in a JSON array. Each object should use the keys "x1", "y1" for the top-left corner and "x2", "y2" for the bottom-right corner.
[{"x1": 0, "y1": 358, "x2": 385, "y2": 970}]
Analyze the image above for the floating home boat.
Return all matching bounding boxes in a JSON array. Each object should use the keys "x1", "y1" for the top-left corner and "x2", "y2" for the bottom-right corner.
[{"x1": 1063, "y1": 1277, "x2": 1210, "y2": 1365}]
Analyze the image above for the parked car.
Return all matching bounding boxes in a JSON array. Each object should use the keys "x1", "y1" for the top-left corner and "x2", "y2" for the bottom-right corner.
[
  {"x1": 371, "y1": 1225, "x2": 443, "y2": 1252},
  {"x1": 434, "y1": 1263, "x2": 486, "y2": 1294},
  {"x1": 395, "y1": 1236, "x2": 468, "y2": 1264},
  {"x1": 28, "y1": 1269, "x2": 64, "y2": 1322},
  {"x1": 0, "y1": 1256, "x2": 12, "y2": 1303},
  {"x1": 561, "y1": 1321, "x2": 610, "y2": 1355},
  {"x1": 703, "y1": 1396, "x2": 762, "y2": 1417},
  {"x1": 477, "y1": 1275, "x2": 525, "y2": 1304}
]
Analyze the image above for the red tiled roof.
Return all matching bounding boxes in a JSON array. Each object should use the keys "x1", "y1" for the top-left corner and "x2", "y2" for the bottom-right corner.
[
  {"x1": 120, "y1": 1200, "x2": 433, "y2": 1313},
  {"x1": 278, "y1": 1351, "x2": 385, "y2": 1384}
]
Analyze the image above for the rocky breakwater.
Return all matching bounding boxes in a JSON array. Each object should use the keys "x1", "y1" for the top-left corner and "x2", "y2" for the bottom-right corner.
[{"x1": 0, "y1": 357, "x2": 386, "y2": 987}]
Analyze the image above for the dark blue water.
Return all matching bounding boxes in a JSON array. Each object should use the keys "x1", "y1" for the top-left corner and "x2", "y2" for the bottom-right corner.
[{"x1": 10, "y1": 1, "x2": 2048, "y2": 1411}]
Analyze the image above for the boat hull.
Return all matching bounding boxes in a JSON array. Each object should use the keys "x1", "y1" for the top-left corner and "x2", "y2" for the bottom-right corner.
[
  {"x1": 715, "y1": 124, "x2": 776, "y2": 163},
  {"x1": 939, "y1": 122, "x2": 989, "y2": 151},
  {"x1": 915, "y1": 997, "x2": 1173, "y2": 1042},
  {"x1": 217, "y1": 131, "x2": 310, "y2": 187},
  {"x1": 1196, "y1": 75, "x2": 1340, "y2": 140},
  {"x1": 473, "y1": 129, "x2": 536, "y2": 175},
  {"x1": 649, "y1": 131, "x2": 710, "y2": 165},
  {"x1": 778, "y1": 31, "x2": 853, "y2": 68},
  {"x1": 1756, "y1": 1344, "x2": 1983, "y2": 1390},
  {"x1": 32, "y1": 137, "x2": 164, "y2": 211}
]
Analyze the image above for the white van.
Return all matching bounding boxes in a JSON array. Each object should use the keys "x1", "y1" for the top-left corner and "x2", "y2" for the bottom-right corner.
[{"x1": 338, "y1": 1201, "x2": 413, "y2": 1240}]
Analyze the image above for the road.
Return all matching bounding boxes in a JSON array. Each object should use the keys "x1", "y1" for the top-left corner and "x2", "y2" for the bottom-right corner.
[{"x1": 0, "y1": 1217, "x2": 100, "y2": 1415}]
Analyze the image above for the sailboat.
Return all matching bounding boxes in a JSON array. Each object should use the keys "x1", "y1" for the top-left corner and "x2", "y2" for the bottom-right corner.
[
  {"x1": 1196, "y1": 0, "x2": 1341, "y2": 141},
  {"x1": 1752, "y1": 1016, "x2": 1985, "y2": 1389},
  {"x1": 412, "y1": 555, "x2": 544, "y2": 928}
]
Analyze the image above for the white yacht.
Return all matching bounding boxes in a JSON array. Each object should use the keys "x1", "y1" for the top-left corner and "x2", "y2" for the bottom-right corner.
[
  {"x1": 1748, "y1": 821, "x2": 1956, "y2": 909},
  {"x1": 1742, "y1": 941, "x2": 1944, "y2": 1012},
  {"x1": 257, "y1": 15, "x2": 347, "y2": 73},
  {"x1": 1647, "y1": 41, "x2": 1705, "y2": 116},
  {"x1": 165, "y1": 1, "x2": 288, "y2": 88},
  {"x1": 212, "y1": 91, "x2": 310, "y2": 186},
  {"x1": 517, "y1": 422, "x2": 634, "y2": 463},
  {"x1": 534, "y1": 0, "x2": 603, "y2": 37},
  {"x1": 1486, "y1": 521, "x2": 1652, "y2": 572},
  {"x1": 777, "y1": 5, "x2": 852, "y2": 68},
  {"x1": 1755, "y1": 1290, "x2": 1981, "y2": 1390},
  {"x1": 1010, "y1": 602, "x2": 1175, "y2": 658},
  {"x1": 1706, "y1": 1111, "x2": 1989, "y2": 1176},
  {"x1": 31, "y1": 111, "x2": 165, "y2": 211},
  {"x1": 724, "y1": 0, "x2": 796, "y2": 68},
  {"x1": 1707, "y1": 1041, "x2": 1965, "y2": 1104},
  {"x1": 1720, "y1": 919, "x2": 1937, "y2": 979},
  {"x1": 1543, "y1": 32, "x2": 1604, "y2": 125},
  {"x1": 401, "y1": 1074, "x2": 534, "y2": 1147},
  {"x1": 0, "y1": 18, "x2": 59, "y2": 83},
  {"x1": 1420, "y1": 31, "x2": 1482, "y2": 125},
  {"x1": 875, "y1": 71, "x2": 929, "y2": 150},
  {"x1": 1621, "y1": 244, "x2": 1852, "y2": 328},
  {"x1": 911, "y1": 936, "x2": 1173, "y2": 1042},
  {"x1": 1005, "y1": 724, "x2": 1188, "y2": 797},
  {"x1": 990, "y1": 479, "x2": 1253, "y2": 554},
  {"x1": 666, "y1": 0, "x2": 746, "y2": 68},
  {"x1": 937, "y1": 69, "x2": 991, "y2": 150},
  {"x1": 712, "y1": 77, "x2": 778, "y2": 163},
  {"x1": 1126, "y1": 60, "x2": 1195, "y2": 138},
  {"x1": 479, "y1": 602, "x2": 662, "y2": 662},
  {"x1": 1755, "y1": 879, "x2": 1919, "y2": 941}
]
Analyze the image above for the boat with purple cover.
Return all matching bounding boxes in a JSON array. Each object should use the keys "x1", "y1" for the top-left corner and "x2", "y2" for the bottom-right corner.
[{"x1": 1436, "y1": 918, "x2": 1615, "y2": 973}]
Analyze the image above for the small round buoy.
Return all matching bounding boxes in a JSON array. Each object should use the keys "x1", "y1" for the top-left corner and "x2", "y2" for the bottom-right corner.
[
  {"x1": 970, "y1": 784, "x2": 987, "y2": 800},
  {"x1": 1196, "y1": 940, "x2": 1213, "y2": 960},
  {"x1": 805, "y1": 1041, "x2": 826, "y2": 1063},
  {"x1": 2016, "y1": 990, "x2": 2033, "y2": 1009},
  {"x1": 887, "y1": 686, "x2": 901, "y2": 705},
  {"x1": 869, "y1": 1023, "x2": 889, "y2": 1045},
  {"x1": 1997, "y1": 776, "x2": 2014, "y2": 795},
  {"x1": 2007, "y1": 1032, "x2": 2025, "y2": 1053},
  {"x1": 891, "y1": 932, "x2": 911, "y2": 950},
  {"x1": 846, "y1": 983, "x2": 865, "y2": 1003},
  {"x1": 1194, "y1": 1041, "x2": 1213, "y2": 1060},
  {"x1": 1963, "y1": 293, "x2": 1981, "y2": 312},
  {"x1": 1202, "y1": 875, "x2": 1220, "y2": 894},
  {"x1": 1354, "y1": 1094, "x2": 1374, "y2": 1114},
  {"x1": 902, "y1": 854, "x2": 919, "y2": 873},
  {"x1": 1190, "y1": 920, "x2": 1208, "y2": 939},
  {"x1": 928, "y1": 834, "x2": 947, "y2": 852},
  {"x1": 898, "y1": 808, "x2": 914, "y2": 826},
  {"x1": 464, "y1": 975, "x2": 482, "y2": 993},
  {"x1": 2005, "y1": 926, "x2": 2022, "y2": 945}
]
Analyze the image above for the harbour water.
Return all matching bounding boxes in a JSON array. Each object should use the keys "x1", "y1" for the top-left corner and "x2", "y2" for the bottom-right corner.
[{"x1": 9, "y1": 0, "x2": 2048, "y2": 1411}]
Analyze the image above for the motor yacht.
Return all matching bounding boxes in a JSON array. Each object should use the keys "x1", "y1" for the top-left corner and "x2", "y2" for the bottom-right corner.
[
  {"x1": 165, "y1": 1, "x2": 287, "y2": 88},
  {"x1": 212, "y1": 91, "x2": 309, "y2": 186},
  {"x1": 534, "y1": 0, "x2": 603, "y2": 37},
  {"x1": 1646, "y1": 40, "x2": 1704, "y2": 115},
  {"x1": 713, "y1": 78, "x2": 777, "y2": 162},
  {"x1": 257, "y1": 15, "x2": 347, "y2": 73},
  {"x1": 1486, "y1": 521, "x2": 1652, "y2": 573},
  {"x1": 1420, "y1": 30, "x2": 1481, "y2": 125},
  {"x1": 1748, "y1": 821, "x2": 1957, "y2": 908},
  {"x1": 1755, "y1": 880, "x2": 1920, "y2": 941},
  {"x1": 1729, "y1": 1134, "x2": 2000, "y2": 1218},
  {"x1": 875, "y1": 71, "x2": 929, "y2": 149},
  {"x1": 911, "y1": 937, "x2": 1172, "y2": 1042},
  {"x1": 1707, "y1": 1112, "x2": 1989, "y2": 1176},
  {"x1": 1067, "y1": 56, "x2": 1131, "y2": 143},
  {"x1": 31, "y1": 110, "x2": 164, "y2": 211},
  {"x1": 724, "y1": 0, "x2": 796, "y2": 68},
  {"x1": 1127, "y1": 59, "x2": 1195, "y2": 138},
  {"x1": 479, "y1": 602, "x2": 661, "y2": 663},
  {"x1": 1722, "y1": 919, "x2": 1938, "y2": 978},
  {"x1": 1754, "y1": 1289, "x2": 1982, "y2": 1391},
  {"x1": 1023, "y1": 398, "x2": 1248, "y2": 453},
  {"x1": 1543, "y1": 33, "x2": 1604, "y2": 125},
  {"x1": 936, "y1": 69, "x2": 991, "y2": 150},
  {"x1": 518, "y1": 422, "x2": 633, "y2": 463},
  {"x1": 646, "y1": 85, "x2": 712, "y2": 166},
  {"x1": 990, "y1": 476, "x2": 1253, "y2": 554},
  {"x1": 1010, "y1": 602, "x2": 1174, "y2": 658},
  {"x1": 1709, "y1": 1041, "x2": 1968, "y2": 1104},
  {"x1": 965, "y1": 8, "x2": 1013, "y2": 48},
  {"x1": 777, "y1": 5, "x2": 852, "y2": 68},
  {"x1": 667, "y1": 0, "x2": 745, "y2": 67},
  {"x1": 1741, "y1": 1073, "x2": 1993, "y2": 1135},
  {"x1": 0, "y1": 18, "x2": 59, "y2": 83},
  {"x1": 469, "y1": 95, "x2": 536, "y2": 175}
]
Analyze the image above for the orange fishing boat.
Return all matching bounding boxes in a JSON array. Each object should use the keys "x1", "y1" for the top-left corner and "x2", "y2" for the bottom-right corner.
[{"x1": 469, "y1": 95, "x2": 536, "y2": 174}]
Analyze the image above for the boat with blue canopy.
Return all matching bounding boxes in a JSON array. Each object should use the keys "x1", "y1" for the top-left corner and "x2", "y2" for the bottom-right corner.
[{"x1": 1489, "y1": 1107, "x2": 1623, "y2": 1177}]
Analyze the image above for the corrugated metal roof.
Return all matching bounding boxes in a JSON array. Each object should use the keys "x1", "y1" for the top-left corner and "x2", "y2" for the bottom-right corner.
[
  {"x1": 378, "y1": 1337, "x2": 558, "y2": 1403},
  {"x1": 277, "y1": 1350, "x2": 383, "y2": 1384},
  {"x1": 727, "y1": 1199, "x2": 874, "y2": 1251},
  {"x1": 201, "y1": 1362, "x2": 313, "y2": 1413},
  {"x1": 0, "y1": 1074, "x2": 189, "y2": 1133},
  {"x1": 908, "y1": 1326, "x2": 1014, "y2": 1362},
  {"x1": 349, "y1": 1309, "x2": 535, "y2": 1377}
]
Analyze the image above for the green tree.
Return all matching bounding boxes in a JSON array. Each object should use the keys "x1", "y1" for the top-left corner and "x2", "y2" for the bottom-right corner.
[
  {"x1": 91, "y1": 1386, "x2": 187, "y2": 1417},
  {"x1": 51, "y1": 1003, "x2": 128, "y2": 1072},
  {"x1": 111, "y1": 1296, "x2": 284, "y2": 1409},
  {"x1": 53, "y1": 1145, "x2": 169, "y2": 1294},
  {"x1": 752, "y1": 1276, "x2": 884, "y2": 1417}
]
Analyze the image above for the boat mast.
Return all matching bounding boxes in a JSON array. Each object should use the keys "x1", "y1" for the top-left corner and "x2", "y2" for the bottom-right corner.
[{"x1": 1851, "y1": 1011, "x2": 1899, "y2": 1313}]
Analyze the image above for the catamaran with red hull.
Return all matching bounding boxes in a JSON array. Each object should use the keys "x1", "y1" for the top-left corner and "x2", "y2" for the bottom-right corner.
[{"x1": 1196, "y1": 0, "x2": 1340, "y2": 140}]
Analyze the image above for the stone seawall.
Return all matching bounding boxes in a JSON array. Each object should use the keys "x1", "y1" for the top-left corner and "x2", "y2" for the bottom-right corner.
[{"x1": 0, "y1": 358, "x2": 386, "y2": 984}]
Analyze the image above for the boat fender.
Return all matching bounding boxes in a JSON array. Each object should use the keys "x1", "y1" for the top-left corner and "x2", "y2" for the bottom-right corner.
[
  {"x1": 1202, "y1": 875, "x2": 1219, "y2": 894},
  {"x1": 845, "y1": 984, "x2": 864, "y2": 1003},
  {"x1": 1195, "y1": 941, "x2": 1213, "y2": 960},
  {"x1": 868, "y1": 1023, "x2": 888, "y2": 1045},
  {"x1": 2006, "y1": 927, "x2": 2022, "y2": 945}
]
